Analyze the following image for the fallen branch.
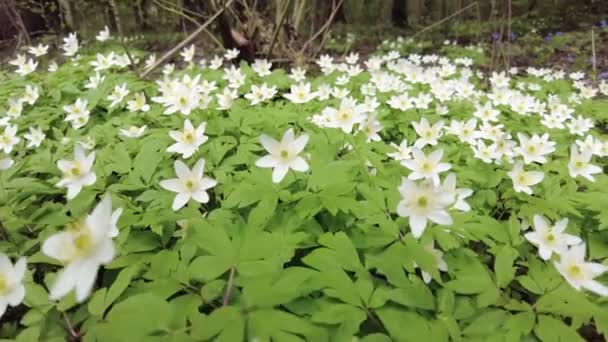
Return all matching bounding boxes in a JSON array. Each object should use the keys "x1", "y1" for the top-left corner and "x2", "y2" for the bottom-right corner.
[{"x1": 140, "y1": 0, "x2": 235, "y2": 78}]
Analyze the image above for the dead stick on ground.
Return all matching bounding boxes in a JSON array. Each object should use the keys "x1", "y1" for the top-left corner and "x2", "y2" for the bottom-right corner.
[
  {"x1": 266, "y1": 0, "x2": 294, "y2": 59},
  {"x1": 141, "y1": 0, "x2": 235, "y2": 78}
]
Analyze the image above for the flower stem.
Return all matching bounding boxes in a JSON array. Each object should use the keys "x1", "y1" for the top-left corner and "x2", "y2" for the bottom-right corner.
[{"x1": 222, "y1": 266, "x2": 236, "y2": 307}]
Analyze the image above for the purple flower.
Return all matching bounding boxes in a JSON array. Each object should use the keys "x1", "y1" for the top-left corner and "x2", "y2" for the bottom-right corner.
[
  {"x1": 600, "y1": 19, "x2": 607, "y2": 28},
  {"x1": 598, "y1": 71, "x2": 608, "y2": 80},
  {"x1": 491, "y1": 32, "x2": 500, "y2": 42},
  {"x1": 544, "y1": 35, "x2": 552, "y2": 41},
  {"x1": 510, "y1": 31, "x2": 517, "y2": 41},
  {"x1": 555, "y1": 31, "x2": 563, "y2": 36}
]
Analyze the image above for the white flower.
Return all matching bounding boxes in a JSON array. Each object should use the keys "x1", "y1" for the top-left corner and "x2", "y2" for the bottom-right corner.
[
  {"x1": 441, "y1": 173, "x2": 473, "y2": 212},
  {"x1": 160, "y1": 159, "x2": 217, "y2": 211},
  {"x1": 402, "y1": 148, "x2": 451, "y2": 185},
  {"x1": 180, "y1": 44, "x2": 195, "y2": 63},
  {"x1": 15, "y1": 59, "x2": 38, "y2": 76},
  {"x1": 224, "y1": 48, "x2": 239, "y2": 60},
  {"x1": 90, "y1": 52, "x2": 115, "y2": 71},
  {"x1": 0, "y1": 157, "x2": 13, "y2": 170},
  {"x1": 507, "y1": 161, "x2": 544, "y2": 195},
  {"x1": 6, "y1": 99, "x2": 23, "y2": 118},
  {"x1": 244, "y1": 83, "x2": 277, "y2": 105},
  {"x1": 445, "y1": 119, "x2": 479, "y2": 145},
  {"x1": 223, "y1": 65, "x2": 246, "y2": 89},
  {"x1": 144, "y1": 54, "x2": 156, "y2": 69},
  {"x1": 322, "y1": 99, "x2": 364, "y2": 133},
  {"x1": 524, "y1": 215, "x2": 581, "y2": 260},
  {"x1": 24, "y1": 127, "x2": 45, "y2": 148},
  {"x1": 567, "y1": 116, "x2": 594, "y2": 136},
  {"x1": 167, "y1": 119, "x2": 208, "y2": 159},
  {"x1": 96, "y1": 26, "x2": 111, "y2": 42},
  {"x1": 126, "y1": 92, "x2": 150, "y2": 112},
  {"x1": 0, "y1": 254, "x2": 26, "y2": 319},
  {"x1": 27, "y1": 44, "x2": 49, "y2": 57},
  {"x1": 64, "y1": 98, "x2": 90, "y2": 129},
  {"x1": 252, "y1": 59, "x2": 272, "y2": 77},
  {"x1": 554, "y1": 243, "x2": 608, "y2": 296},
  {"x1": 255, "y1": 128, "x2": 309, "y2": 183},
  {"x1": 108, "y1": 83, "x2": 129, "y2": 108},
  {"x1": 48, "y1": 61, "x2": 58, "y2": 72},
  {"x1": 62, "y1": 33, "x2": 79, "y2": 57},
  {"x1": 514, "y1": 133, "x2": 555, "y2": 164},
  {"x1": 56, "y1": 145, "x2": 96, "y2": 200},
  {"x1": 360, "y1": 115, "x2": 383, "y2": 142},
  {"x1": 119, "y1": 125, "x2": 147, "y2": 138},
  {"x1": 396, "y1": 178, "x2": 454, "y2": 238},
  {"x1": 388, "y1": 139, "x2": 412, "y2": 161},
  {"x1": 0, "y1": 125, "x2": 20, "y2": 154},
  {"x1": 568, "y1": 144, "x2": 602, "y2": 182},
  {"x1": 412, "y1": 118, "x2": 444, "y2": 148},
  {"x1": 209, "y1": 55, "x2": 223, "y2": 69},
  {"x1": 289, "y1": 67, "x2": 307, "y2": 82},
  {"x1": 84, "y1": 72, "x2": 105, "y2": 90},
  {"x1": 22, "y1": 85, "x2": 40, "y2": 105},
  {"x1": 283, "y1": 83, "x2": 317, "y2": 104},
  {"x1": 42, "y1": 195, "x2": 118, "y2": 302},
  {"x1": 416, "y1": 242, "x2": 448, "y2": 283},
  {"x1": 216, "y1": 87, "x2": 238, "y2": 110}
]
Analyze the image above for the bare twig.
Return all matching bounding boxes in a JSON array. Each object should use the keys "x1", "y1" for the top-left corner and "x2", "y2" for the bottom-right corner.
[
  {"x1": 153, "y1": 0, "x2": 224, "y2": 50},
  {"x1": 300, "y1": 0, "x2": 344, "y2": 54},
  {"x1": 62, "y1": 312, "x2": 80, "y2": 339},
  {"x1": 222, "y1": 266, "x2": 236, "y2": 306},
  {"x1": 507, "y1": 0, "x2": 512, "y2": 67},
  {"x1": 412, "y1": 1, "x2": 478, "y2": 38},
  {"x1": 591, "y1": 27, "x2": 597, "y2": 81},
  {"x1": 266, "y1": 0, "x2": 293, "y2": 58},
  {"x1": 141, "y1": 0, "x2": 235, "y2": 78}
]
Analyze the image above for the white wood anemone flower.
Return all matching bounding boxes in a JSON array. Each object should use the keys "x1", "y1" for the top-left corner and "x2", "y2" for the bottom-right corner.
[
  {"x1": 554, "y1": 243, "x2": 608, "y2": 296},
  {"x1": 524, "y1": 215, "x2": 582, "y2": 260},
  {"x1": 42, "y1": 195, "x2": 120, "y2": 302},
  {"x1": 160, "y1": 158, "x2": 217, "y2": 211},
  {"x1": 507, "y1": 161, "x2": 544, "y2": 195},
  {"x1": 255, "y1": 128, "x2": 309, "y2": 183},
  {"x1": 56, "y1": 145, "x2": 96, "y2": 200},
  {"x1": 167, "y1": 119, "x2": 208, "y2": 159},
  {"x1": 396, "y1": 177, "x2": 454, "y2": 238},
  {"x1": 0, "y1": 254, "x2": 26, "y2": 319}
]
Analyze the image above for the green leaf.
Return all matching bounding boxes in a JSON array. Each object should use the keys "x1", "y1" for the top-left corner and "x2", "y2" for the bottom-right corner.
[{"x1": 534, "y1": 315, "x2": 584, "y2": 342}]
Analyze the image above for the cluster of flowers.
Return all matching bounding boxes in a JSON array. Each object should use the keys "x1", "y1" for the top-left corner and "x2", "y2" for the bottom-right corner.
[{"x1": 1, "y1": 24, "x2": 607, "y2": 317}]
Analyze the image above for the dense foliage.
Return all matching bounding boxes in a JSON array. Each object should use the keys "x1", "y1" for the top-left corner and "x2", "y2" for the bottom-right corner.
[{"x1": 1, "y1": 31, "x2": 608, "y2": 341}]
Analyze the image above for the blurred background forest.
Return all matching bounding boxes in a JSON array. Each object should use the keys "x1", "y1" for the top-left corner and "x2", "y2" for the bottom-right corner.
[{"x1": 2, "y1": 0, "x2": 608, "y2": 74}]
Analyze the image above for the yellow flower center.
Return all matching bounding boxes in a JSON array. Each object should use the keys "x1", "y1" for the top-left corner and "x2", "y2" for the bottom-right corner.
[
  {"x1": 179, "y1": 97, "x2": 187, "y2": 106},
  {"x1": 527, "y1": 146, "x2": 535, "y2": 153},
  {"x1": 0, "y1": 273, "x2": 7, "y2": 295},
  {"x1": 546, "y1": 233, "x2": 555, "y2": 243},
  {"x1": 65, "y1": 218, "x2": 94, "y2": 261},
  {"x1": 421, "y1": 163, "x2": 432, "y2": 172},
  {"x1": 417, "y1": 196, "x2": 428, "y2": 207},
  {"x1": 70, "y1": 166, "x2": 81, "y2": 177},
  {"x1": 280, "y1": 150, "x2": 289, "y2": 159},
  {"x1": 425, "y1": 131, "x2": 433, "y2": 138},
  {"x1": 183, "y1": 133, "x2": 194, "y2": 143},
  {"x1": 339, "y1": 110, "x2": 351, "y2": 121},
  {"x1": 518, "y1": 174, "x2": 527, "y2": 183},
  {"x1": 575, "y1": 161, "x2": 584, "y2": 168},
  {"x1": 567, "y1": 265, "x2": 583, "y2": 279},
  {"x1": 184, "y1": 179, "x2": 196, "y2": 190}
]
